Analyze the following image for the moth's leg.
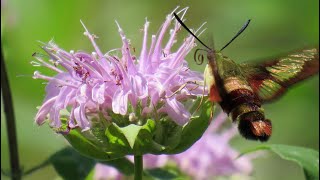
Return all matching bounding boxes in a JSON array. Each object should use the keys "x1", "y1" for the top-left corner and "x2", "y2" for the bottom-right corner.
[
  {"x1": 194, "y1": 75, "x2": 207, "y2": 112},
  {"x1": 165, "y1": 80, "x2": 204, "y2": 99}
]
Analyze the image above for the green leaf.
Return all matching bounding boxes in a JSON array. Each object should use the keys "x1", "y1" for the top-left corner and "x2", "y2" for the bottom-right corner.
[
  {"x1": 121, "y1": 124, "x2": 143, "y2": 148},
  {"x1": 129, "y1": 119, "x2": 158, "y2": 154},
  {"x1": 240, "y1": 144, "x2": 319, "y2": 180},
  {"x1": 105, "y1": 123, "x2": 132, "y2": 154},
  {"x1": 63, "y1": 127, "x2": 125, "y2": 161},
  {"x1": 119, "y1": 119, "x2": 155, "y2": 149},
  {"x1": 63, "y1": 128, "x2": 106, "y2": 160},
  {"x1": 153, "y1": 119, "x2": 182, "y2": 151},
  {"x1": 169, "y1": 98, "x2": 213, "y2": 154},
  {"x1": 50, "y1": 147, "x2": 135, "y2": 179},
  {"x1": 84, "y1": 168, "x2": 95, "y2": 180},
  {"x1": 134, "y1": 119, "x2": 165, "y2": 155},
  {"x1": 50, "y1": 147, "x2": 96, "y2": 180},
  {"x1": 107, "y1": 119, "x2": 158, "y2": 155}
]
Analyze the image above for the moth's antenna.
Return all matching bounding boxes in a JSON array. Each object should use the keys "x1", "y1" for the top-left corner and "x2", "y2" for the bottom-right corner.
[
  {"x1": 220, "y1": 19, "x2": 251, "y2": 51},
  {"x1": 173, "y1": 13, "x2": 211, "y2": 50}
]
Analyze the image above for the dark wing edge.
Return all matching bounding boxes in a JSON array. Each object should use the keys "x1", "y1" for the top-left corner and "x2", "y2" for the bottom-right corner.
[{"x1": 240, "y1": 48, "x2": 319, "y2": 102}]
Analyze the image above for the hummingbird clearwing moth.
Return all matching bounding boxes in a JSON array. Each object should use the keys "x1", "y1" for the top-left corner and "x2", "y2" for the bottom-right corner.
[{"x1": 174, "y1": 13, "x2": 319, "y2": 141}]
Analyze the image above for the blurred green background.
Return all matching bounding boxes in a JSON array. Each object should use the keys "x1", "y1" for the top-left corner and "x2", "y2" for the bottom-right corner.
[{"x1": 1, "y1": 0, "x2": 318, "y2": 179}]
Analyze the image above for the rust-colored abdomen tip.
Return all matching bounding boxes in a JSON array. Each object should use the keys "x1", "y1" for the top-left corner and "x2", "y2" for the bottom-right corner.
[
  {"x1": 238, "y1": 117, "x2": 272, "y2": 142},
  {"x1": 251, "y1": 119, "x2": 272, "y2": 141}
]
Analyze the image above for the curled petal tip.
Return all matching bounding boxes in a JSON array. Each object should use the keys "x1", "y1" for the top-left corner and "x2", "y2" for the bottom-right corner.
[{"x1": 33, "y1": 71, "x2": 40, "y2": 79}]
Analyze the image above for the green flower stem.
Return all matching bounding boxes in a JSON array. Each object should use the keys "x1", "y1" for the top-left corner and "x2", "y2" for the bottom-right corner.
[
  {"x1": 1, "y1": 44, "x2": 21, "y2": 180},
  {"x1": 134, "y1": 155, "x2": 143, "y2": 180}
]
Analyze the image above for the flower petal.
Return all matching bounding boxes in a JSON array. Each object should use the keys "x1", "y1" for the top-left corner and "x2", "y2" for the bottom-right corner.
[
  {"x1": 130, "y1": 73, "x2": 148, "y2": 99},
  {"x1": 76, "y1": 84, "x2": 88, "y2": 104},
  {"x1": 112, "y1": 88, "x2": 129, "y2": 115},
  {"x1": 44, "y1": 73, "x2": 73, "y2": 101},
  {"x1": 35, "y1": 96, "x2": 57, "y2": 125},
  {"x1": 92, "y1": 82, "x2": 105, "y2": 104},
  {"x1": 73, "y1": 103, "x2": 90, "y2": 130},
  {"x1": 159, "y1": 97, "x2": 191, "y2": 125}
]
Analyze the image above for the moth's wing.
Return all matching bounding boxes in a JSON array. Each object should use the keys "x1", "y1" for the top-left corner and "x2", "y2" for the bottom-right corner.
[{"x1": 240, "y1": 48, "x2": 319, "y2": 102}]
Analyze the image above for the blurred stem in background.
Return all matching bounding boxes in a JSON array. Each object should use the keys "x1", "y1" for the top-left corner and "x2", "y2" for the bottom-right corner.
[{"x1": 1, "y1": 43, "x2": 22, "y2": 180}]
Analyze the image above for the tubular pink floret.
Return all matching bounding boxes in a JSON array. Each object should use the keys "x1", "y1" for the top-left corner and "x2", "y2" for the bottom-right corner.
[
  {"x1": 80, "y1": 20, "x2": 104, "y2": 58},
  {"x1": 138, "y1": 18, "x2": 150, "y2": 73}
]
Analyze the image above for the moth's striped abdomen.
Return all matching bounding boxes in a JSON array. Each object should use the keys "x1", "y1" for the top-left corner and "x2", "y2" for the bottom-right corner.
[
  {"x1": 208, "y1": 52, "x2": 272, "y2": 141},
  {"x1": 223, "y1": 77, "x2": 272, "y2": 141}
]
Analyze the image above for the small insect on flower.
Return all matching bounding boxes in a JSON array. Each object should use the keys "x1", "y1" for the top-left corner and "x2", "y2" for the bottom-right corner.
[{"x1": 174, "y1": 13, "x2": 319, "y2": 142}]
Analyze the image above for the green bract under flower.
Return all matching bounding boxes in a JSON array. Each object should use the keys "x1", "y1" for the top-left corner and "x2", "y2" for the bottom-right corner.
[
  {"x1": 63, "y1": 97, "x2": 213, "y2": 160},
  {"x1": 32, "y1": 7, "x2": 212, "y2": 158}
]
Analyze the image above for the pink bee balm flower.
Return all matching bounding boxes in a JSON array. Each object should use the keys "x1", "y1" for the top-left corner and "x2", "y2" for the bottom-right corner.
[{"x1": 32, "y1": 7, "x2": 206, "y2": 131}]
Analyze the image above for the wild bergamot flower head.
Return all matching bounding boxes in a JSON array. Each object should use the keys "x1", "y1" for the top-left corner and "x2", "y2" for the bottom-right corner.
[{"x1": 32, "y1": 7, "x2": 211, "y2": 158}]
